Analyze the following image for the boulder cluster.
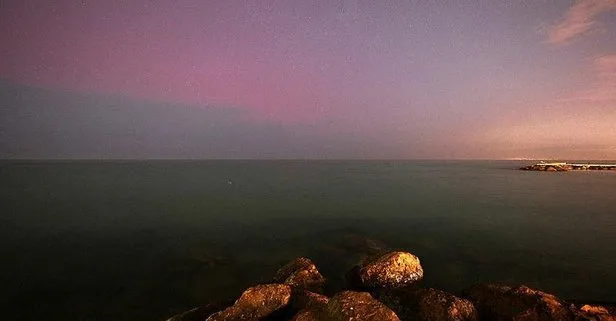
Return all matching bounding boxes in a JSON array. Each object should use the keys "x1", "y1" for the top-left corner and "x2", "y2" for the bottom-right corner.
[{"x1": 166, "y1": 251, "x2": 615, "y2": 321}]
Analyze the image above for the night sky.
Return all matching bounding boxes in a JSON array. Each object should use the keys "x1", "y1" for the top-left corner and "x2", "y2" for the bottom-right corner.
[{"x1": 1, "y1": 0, "x2": 615, "y2": 159}]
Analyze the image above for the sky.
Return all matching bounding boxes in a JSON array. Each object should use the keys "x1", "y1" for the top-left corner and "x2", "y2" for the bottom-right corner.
[{"x1": 1, "y1": 0, "x2": 615, "y2": 159}]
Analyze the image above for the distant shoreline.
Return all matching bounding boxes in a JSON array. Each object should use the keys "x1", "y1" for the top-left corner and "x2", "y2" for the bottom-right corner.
[{"x1": 520, "y1": 162, "x2": 616, "y2": 171}]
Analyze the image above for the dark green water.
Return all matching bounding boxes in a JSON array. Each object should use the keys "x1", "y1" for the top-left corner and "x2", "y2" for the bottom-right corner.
[{"x1": 1, "y1": 160, "x2": 615, "y2": 320}]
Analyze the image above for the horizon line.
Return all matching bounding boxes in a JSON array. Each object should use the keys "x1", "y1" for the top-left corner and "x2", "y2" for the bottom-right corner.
[{"x1": 2, "y1": 157, "x2": 615, "y2": 162}]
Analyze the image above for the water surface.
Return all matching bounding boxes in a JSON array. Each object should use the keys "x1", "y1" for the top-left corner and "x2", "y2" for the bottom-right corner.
[{"x1": 1, "y1": 160, "x2": 615, "y2": 320}]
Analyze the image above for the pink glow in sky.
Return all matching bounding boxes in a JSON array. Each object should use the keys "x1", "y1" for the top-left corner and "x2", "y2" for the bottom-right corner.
[{"x1": 1, "y1": 0, "x2": 615, "y2": 159}]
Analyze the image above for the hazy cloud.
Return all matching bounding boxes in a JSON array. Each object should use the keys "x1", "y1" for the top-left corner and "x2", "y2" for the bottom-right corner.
[
  {"x1": 474, "y1": 53, "x2": 616, "y2": 160},
  {"x1": 559, "y1": 54, "x2": 616, "y2": 104},
  {"x1": 591, "y1": 54, "x2": 616, "y2": 102},
  {"x1": 548, "y1": 0, "x2": 616, "y2": 44},
  {"x1": 477, "y1": 108, "x2": 616, "y2": 160}
]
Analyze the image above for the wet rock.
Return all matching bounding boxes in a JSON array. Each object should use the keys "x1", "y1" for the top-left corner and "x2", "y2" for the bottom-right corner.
[
  {"x1": 415, "y1": 288, "x2": 477, "y2": 321},
  {"x1": 206, "y1": 284, "x2": 292, "y2": 321},
  {"x1": 285, "y1": 269, "x2": 326, "y2": 293},
  {"x1": 348, "y1": 251, "x2": 424, "y2": 289},
  {"x1": 292, "y1": 290, "x2": 329, "y2": 311},
  {"x1": 572, "y1": 304, "x2": 616, "y2": 321},
  {"x1": 290, "y1": 309, "x2": 320, "y2": 321},
  {"x1": 273, "y1": 257, "x2": 326, "y2": 293},
  {"x1": 377, "y1": 288, "x2": 477, "y2": 321},
  {"x1": 289, "y1": 291, "x2": 328, "y2": 321},
  {"x1": 273, "y1": 258, "x2": 315, "y2": 282},
  {"x1": 325, "y1": 291, "x2": 400, "y2": 321},
  {"x1": 465, "y1": 283, "x2": 574, "y2": 321}
]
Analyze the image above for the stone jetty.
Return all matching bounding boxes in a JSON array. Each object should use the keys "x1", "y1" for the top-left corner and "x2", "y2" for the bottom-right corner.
[
  {"x1": 520, "y1": 162, "x2": 616, "y2": 171},
  {"x1": 165, "y1": 252, "x2": 616, "y2": 321}
]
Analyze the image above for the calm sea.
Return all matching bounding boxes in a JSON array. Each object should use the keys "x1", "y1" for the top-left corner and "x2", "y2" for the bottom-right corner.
[{"x1": 1, "y1": 160, "x2": 615, "y2": 320}]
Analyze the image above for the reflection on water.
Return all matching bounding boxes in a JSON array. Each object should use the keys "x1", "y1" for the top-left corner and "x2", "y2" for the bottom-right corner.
[{"x1": 1, "y1": 160, "x2": 615, "y2": 320}]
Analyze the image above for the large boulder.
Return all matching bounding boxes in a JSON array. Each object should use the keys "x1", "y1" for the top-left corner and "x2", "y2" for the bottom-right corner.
[
  {"x1": 273, "y1": 257, "x2": 326, "y2": 293},
  {"x1": 347, "y1": 251, "x2": 423, "y2": 290},
  {"x1": 206, "y1": 284, "x2": 292, "y2": 321},
  {"x1": 377, "y1": 288, "x2": 477, "y2": 321},
  {"x1": 465, "y1": 283, "x2": 574, "y2": 321},
  {"x1": 325, "y1": 291, "x2": 401, "y2": 321}
]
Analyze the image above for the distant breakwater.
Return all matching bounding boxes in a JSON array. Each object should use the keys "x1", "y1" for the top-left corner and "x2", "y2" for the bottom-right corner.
[{"x1": 520, "y1": 162, "x2": 616, "y2": 172}]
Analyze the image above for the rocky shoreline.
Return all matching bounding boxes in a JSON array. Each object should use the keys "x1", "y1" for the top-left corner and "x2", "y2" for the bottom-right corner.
[{"x1": 166, "y1": 251, "x2": 616, "y2": 321}]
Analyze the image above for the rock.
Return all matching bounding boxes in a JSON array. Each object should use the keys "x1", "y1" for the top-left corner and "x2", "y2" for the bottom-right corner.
[
  {"x1": 273, "y1": 257, "x2": 326, "y2": 293},
  {"x1": 348, "y1": 251, "x2": 424, "y2": 289},
  {"x1": 285, "y1": 269, "x2": 326, "y2": 293},
  {"x1": 292, "y1": 290, "x2": 329, "y2": 311},
  {"x1": 580, "y1": 305, "x2": 610, "y2": 314},
  {"x1": 325, "y1": 291, "x2": 401, "y2": 321},
  {"x1": 377, "y1": 288, "x2": 477, "y2": 321},
  {"x1": 415, "y1": 289, "x2": 476, "y2": 321},
  {"x1": 290, "y1": 309, "x2": 320, "y2": 321},
  {"x1": 289, "y1": 291, "x2": 328, "y2": 321},
  {"x1": 415, "y1": 288, "x2": 477, "y2": 321},
  {"x1": 206, "y1": 284, "x2": 292, "y2": 321},
  {"x1": 273, "y1": 258, "x2": 315, "y2": 282},
  {"x1": 572, "y1": 304, "x2": 616, "y2": 321},
  {"x1": 465, "y1": 283, "x2": 574, "y2": 321}
]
